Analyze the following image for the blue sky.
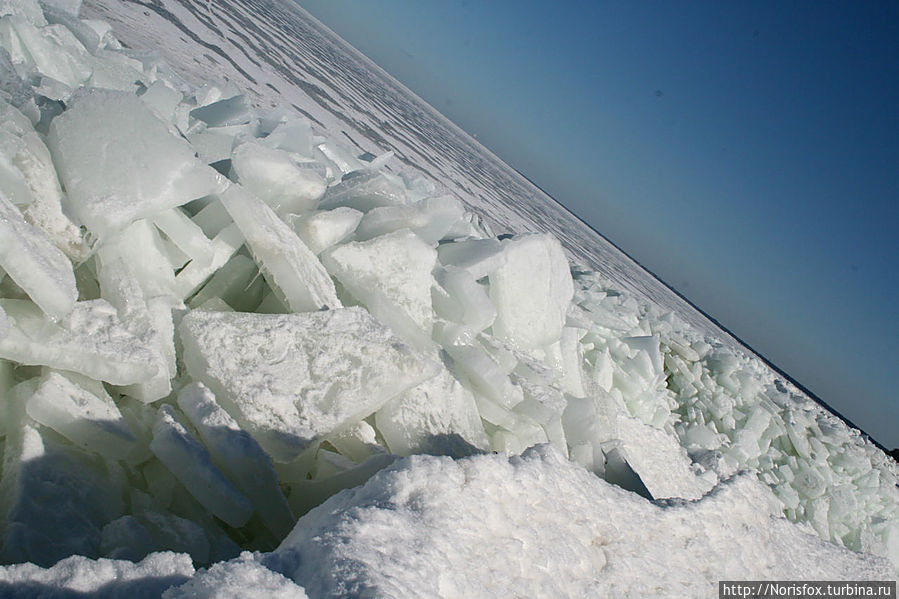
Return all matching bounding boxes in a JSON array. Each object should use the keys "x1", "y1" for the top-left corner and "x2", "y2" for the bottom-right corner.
[{"x1": 298, "y1": 1, "x2": 899, "y2": 449}]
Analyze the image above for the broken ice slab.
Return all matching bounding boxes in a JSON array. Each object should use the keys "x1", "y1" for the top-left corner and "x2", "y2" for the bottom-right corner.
[
  {"x1": 231, "y1": 141, "x2": 326, "y2": 214},
  {"x1": 375, "y1": 367, "x2": 489, "y2": 456},
  {"x1": 321, "y1": 229, "x2": 437, "y2": 342},
  {"x1": 489, "y1": 233, "x2": 574, "y2": 350},
  {"x1": 432, "y1": 266, "x2": 496, "y2": 334},
  {"x1": 1, "y1": 381, "x2": 126, "y2": 566},
  {"x1": 189, "y1": 93, "x2": 253, "y2": 127},
  {"x1": 178, "y1": 307, "x2": 440, "y2": 462},
  {"x1": 150, "y1": 404, "x2": 254, "y2": 529},
  {"x1": 139, "y1": 80, "x2": 182, "y2": 124},
  {"x1": 0, "y1": 299, "x2": 157, "y2": 385},
  {"x1": 318, "y1": 170, "x2": 407, "y2": 212},
  {"x1": 0, "y1": 191, "x2": 77, "y2": 320},
  {"x1": 188, "y1": 130, "x2": 236, "y2": 166},
  {"x1": 436, "y1": 237, "x2": 505, "y2": 281},
  {"x1": 608, "y1": 414, "x2": 716, "y2": 500},
  {"x1": 355, "y1": 195, "x2": 465, "y2": 245},
  {"x1": 95, "y1": 250, "x2": 176, "y2": 402},
  {"x1": 219, "y1": 185, "x2": 340, "y2": 313},
  {"x1": 261, "y1": 118, "x2": 314, "y2": 158},
  {"x1": 47, "y1": 89, "x2": 226, "y2": 239},
  {"x1": 186, "y1": 253, "x2": 265, "y2": 312},
  {"x1": 25, "y1": 369, "x2": 136, "y2": 456},
  {"x1": 172, "y1": 223, "x2": 244, "y2": 301},
  {"x1": 0, "y1": 100, "x2": 86, "y2": 260},
  {"x1": 177, "y1": 383, "x2": 294, "y2": 539},
  {"x1": 0, "y1": 16, "x2": 92, "y2": 89},
  {"x1": 288, "y1": 207, "x2": 362, "y2": 255}
]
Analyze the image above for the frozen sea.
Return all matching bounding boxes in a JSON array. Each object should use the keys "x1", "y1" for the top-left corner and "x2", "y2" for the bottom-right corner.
[
  {"x1": 80, "y1": 0, "x2": 876, "y2": 442},
  {"x1": 0, "y1": 0, "x2": 896, "y2": 595}
]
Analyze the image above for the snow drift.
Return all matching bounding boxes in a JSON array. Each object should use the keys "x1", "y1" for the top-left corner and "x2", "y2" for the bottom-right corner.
[{"x1": 0, "y1": 0, "x2": 896, "y2": 596}]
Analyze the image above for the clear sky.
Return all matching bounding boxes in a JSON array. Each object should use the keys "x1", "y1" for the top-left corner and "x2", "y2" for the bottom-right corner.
[{"x1": 297, "y1": 1, "x2": 899, "y2": 449}]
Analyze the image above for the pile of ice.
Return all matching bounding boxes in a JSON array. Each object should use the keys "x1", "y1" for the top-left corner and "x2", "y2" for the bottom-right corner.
[{"x1": 0, "y1": 0, "x2": 896, "y2": 594}]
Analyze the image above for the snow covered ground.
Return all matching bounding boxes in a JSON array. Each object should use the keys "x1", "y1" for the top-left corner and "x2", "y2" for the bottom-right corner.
[{"x1": 0, "y1": 0, "x2": 896, "y2": 596}]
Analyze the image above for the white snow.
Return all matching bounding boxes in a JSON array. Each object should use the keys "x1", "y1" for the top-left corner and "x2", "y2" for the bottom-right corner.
[
  {"x1": 0, "y1": 0, "x2": 896, "y2": 594},
  {"x1": 271, "y1": 446, "x2": 892, "y2": 598}
]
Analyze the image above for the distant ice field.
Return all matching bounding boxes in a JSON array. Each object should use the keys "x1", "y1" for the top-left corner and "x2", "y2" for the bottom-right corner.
[{"x1": 0, "y1": 0, "x2": 895, "y2": 596}]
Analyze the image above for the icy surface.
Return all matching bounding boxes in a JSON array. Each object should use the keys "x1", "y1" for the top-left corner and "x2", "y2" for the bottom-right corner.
[
  {"x1": 47, "y1": 89, "x2": 224, "y2": 239},
  {"x1": 0, "y1": 191, "x2": 76, "y2": 319},
  {"x1": 272, "y1": 446, "x2": 891, "y2": 598},
  {"x1": 178, "y1": 308, "x2": 439, "y2": 462},
  {"x1": 0, "y1": 0, "x2": 896, "y2": 594}
]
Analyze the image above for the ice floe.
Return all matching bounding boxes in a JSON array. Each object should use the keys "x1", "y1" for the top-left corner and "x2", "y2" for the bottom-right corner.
[{"x1": 0, "y1": 0, "x2": 896, "y2": 595}]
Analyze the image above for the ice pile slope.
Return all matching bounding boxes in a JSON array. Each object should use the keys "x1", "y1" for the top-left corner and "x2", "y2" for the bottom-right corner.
[
  {"x1": 0, "y1": 0, "x2": 895, "y2": 595},
  {"x1": 269, "y1": 446, "x2": 890, "y2": 598}
]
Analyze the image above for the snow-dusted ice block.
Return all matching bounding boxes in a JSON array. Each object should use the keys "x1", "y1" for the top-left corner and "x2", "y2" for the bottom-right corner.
[
  {"x1": 150, "y1": 405, "x2": 254, "y2": 529},
  {"x1": 0, "y1": 552, "x2": 195, "y2": 596},
  {"x1": 489, "y1": 233, "x2": 574, "y2": 349},
  {"x1": 25, "y1": 369, "x2": 136, "y2": 456},
  {"x1": 219, "y1": 185, "x2": 340, "y2": 313},
  {"x1": 321, "y1": 229, "x2": 437, "y2": 340},
  {"x1": 231, "y1": 141, "x2": 326, "y2": 214},
  {"x1": 611, "y1": 414, "x2": 715, "y2": 500},
  {"x1": 189, "y1": 93, "x2": 253, "y2": 127},
  {"x1": 163, "y1": 552, "x2": 308, "y2": 599},
  {"x1": 177, "y1": 383, "x2": 294, "y2": 539},
  {"x1": 0, "y1": 191, "x2": 76, "y2": 320},
  {"x1": 375, "y1": 367, "x2": 489, "y2": 456},
  {"x1": 0, "y1": 100, "x2": 86, "y2": 260},
  {"x1": 318, "y1": 170, "x2": 407, "y2": 212},
  {"x1": 436, "y1": 237, "x2": 505, "y2": 281},
  {"x1": 47, "y1": 89, "x2": 225, "y2": 238},
  {"x1": 289, "y1": 207, "x2": 362, "y2": 255},
  {"x1": 178, "y1": 308, "x2": 439, "y2": 462},
  {"x1": 0, "y1": 299, "x2": 157, "y2": 385},
  {"x1": 433, "y1": 265, "x2": 496, "y2": 333},
  {"x1": 0, "y1": 16, "x2": 91, "y2": 89},
  {"x1": 355, "y1": 195, "x2": 465, "y2": 245},
  {"x1": 273, "y1": 446, "x2": 891, "y2": 598},
  {"x1": 96, "y1": 247, "x2": 176, "y2": 402}
]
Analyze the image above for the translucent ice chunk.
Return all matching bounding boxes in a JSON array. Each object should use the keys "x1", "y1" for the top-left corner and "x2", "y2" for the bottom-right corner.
[
  {"x1": 262, "y1": 117, "x2": 314, "y2": 158},
  {"x1": 187, "y1": 131, "x2": 236, "y2": 165},
  {"x1": 25, "y1": 369, "x2": 136, "y2": 455},
  {"x1": 432, "y1": 266, "x2": 496, "y2": 333},
  {"x1": 47, "y1": 89, "x2": 225, "y2": 239},
  {"x1": 0, "y1": 381, "x2": 125, "y2": 566},
  {"x1": 288, "y1": 207, "x2": 362, "y2": 255},
  {"x1": 150, "y1": 404, "x2": 254, "y2": 529},
  {"x1": 219, "y1": 185, "x2": 340, "y2": 313},
  {"x1": 355, "y1": 195, "x2": 465, "y2": 245},
  {"x1": 375, "y1": 367, "x2": 488, "y2": 456},
  {"x1": 489, "y1": 233, "x2": 574, "y2": 349},
  {"x1": 178, "y1": 307, "x2": 439, "y2": 462},
  {"x1": 321, "y1": 229, "x2": 437, "y2": 339},
  {"x1": 189, "y1": 93, "x2": 253, "y2": 127},
  {"x1": 0, "y1": 191, "x2": 76, "y2": 319},
  {"x1": 172, "y1": 223, "x2": 244, "y2": 301},
  {"x1": 231, "y1": 141, "x2": 326, "y2": 214},
  {"x1": 0, "y1": 299, "x2": 157, "y2": 385},
  {"x1": 318, "y1": 170, "x2": 407, "y2": 212},
  {"x1": 177, "y1": 383, "x2": 294, "y2": 539},
  {"x1": 0, "y1": 17, "x2": 91, "y2": 88},
  {"x1": 140, "y1": 80, "x2": 182, "y2": 124},
  {"x1": 436, "y1": 238, "x2": 505, "y2": 280},
  {"x1": 0, "y1": 100, "x2": 86, "y2": 259}
]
